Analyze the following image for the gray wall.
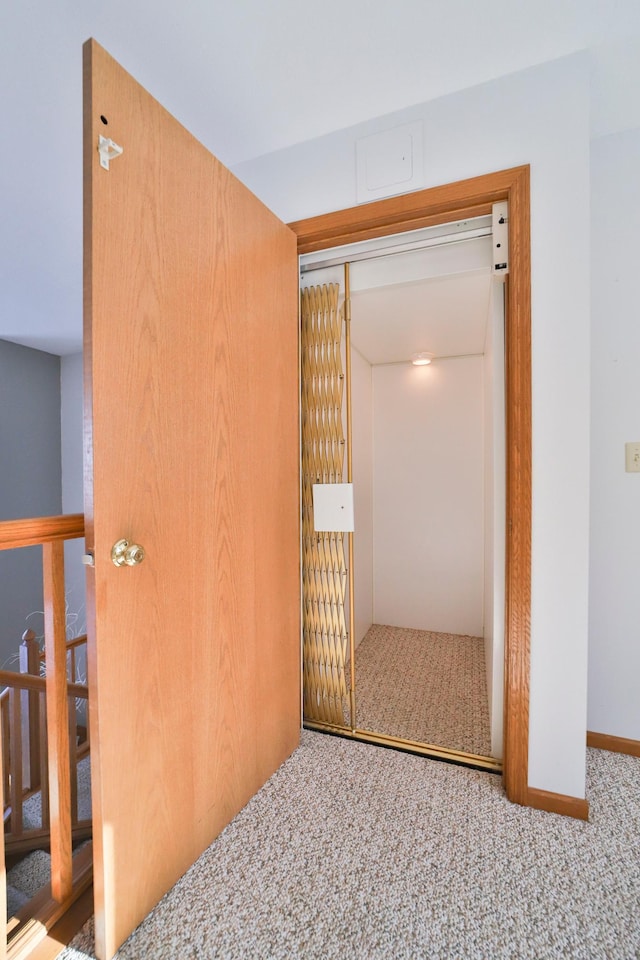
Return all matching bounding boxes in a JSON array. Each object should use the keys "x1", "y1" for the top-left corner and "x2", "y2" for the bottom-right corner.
[
  {"x1": 61, "y1": 353, "x2": 86, "y2": 636},
  {"x1": 0, "y1": 340, "x2": 62, "y2": 667}
]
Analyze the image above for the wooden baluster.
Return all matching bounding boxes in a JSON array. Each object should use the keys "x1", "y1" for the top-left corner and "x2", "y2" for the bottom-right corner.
[
  {"x1": 68, "y1": 692, "x2": 79, "y2": 828},
  {"x1": 20, "y1": 628, "x2": 41, "y2": 791},
  {"x1": 8, "y1": 688, "x2": 22, "y2": 840},
  {"x1": 42, "y1": 540, "x2": 72, "y2": 902},
  {"x1": 0, "y1": 694, "x2": 7, "y2": 960},
  {"x1": 1, "y1": 697, "x2": 9, "y2": 811},
  {"x1": 39, "y1": 693, "x2": 50, "y2": 832},
  {"x1": 77, "y1": 639, "x2": 88, "y2": 749},
  {"x1": 85, "y1": 679, "x2": 90, "y2": 751}
]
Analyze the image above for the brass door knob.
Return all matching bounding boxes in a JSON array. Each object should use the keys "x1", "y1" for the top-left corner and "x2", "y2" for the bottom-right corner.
[{"x1": 111, "y1": 538, "x2": 145, "y2": 567}]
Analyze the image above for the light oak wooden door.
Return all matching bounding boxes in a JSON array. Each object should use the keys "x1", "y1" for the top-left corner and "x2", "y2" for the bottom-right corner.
[{"x1": 83, "y1": 39, "x2": 300, "y2": 960}]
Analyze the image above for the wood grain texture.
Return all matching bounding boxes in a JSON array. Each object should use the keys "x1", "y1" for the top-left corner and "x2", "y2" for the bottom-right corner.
[
  {"x1": 0, "y1": 516, "x2": 84, "y2": 551},
  {"x1": 43, "y1": 541, "x2": 73, "y2": 903},
  {"x1": 587, "y1": 731, "x2": 640, "y2": 757},
  {"x1": 526, "y1": 786, "x2": 589, "y2": 821},
  {"x1": 289, "y1": 168, "x2": 526, "y2": 254},
  {"x1": 84, "y1": 39, "x2": 300, "y2": 960},
  {"x1": 501, "y1": 167, "x2": 531, "y2": 806},
  {"x1": 39, "y1": 693, "x2": 49, "y2": 833},
  {"x1": 291, "y1": 166, "x2": 532, "y2": 808},
  {"x1": 0, "y1": 672, "x2": 87, "y2": 700}
]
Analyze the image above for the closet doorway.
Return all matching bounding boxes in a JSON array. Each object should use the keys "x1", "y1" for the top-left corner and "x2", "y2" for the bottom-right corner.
[
  {"x1": 300, "y1": 215, "x2": 504, "y2": 771},
  {"x1": 291, "y1": 167, "x2": 532, "y2": 798}
]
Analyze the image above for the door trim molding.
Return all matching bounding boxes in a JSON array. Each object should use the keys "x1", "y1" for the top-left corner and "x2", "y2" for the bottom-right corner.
[{"x1": 289, "y1": 165, "x2": 531, "y2": 806}]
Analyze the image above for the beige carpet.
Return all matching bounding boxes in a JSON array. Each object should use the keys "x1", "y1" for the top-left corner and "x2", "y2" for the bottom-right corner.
[
  {"x1": 6, "y1": 849, "x2": 51, "y2": 919},
  {"x1": 60, "y1": 732, "x2": 639, "y2": 960},
  {"x1": 346, "y1": 624, "x2": 491, "y2": 756}
]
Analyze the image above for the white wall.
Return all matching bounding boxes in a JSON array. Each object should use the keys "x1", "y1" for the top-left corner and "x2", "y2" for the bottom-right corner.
[
  {"x1": 588, "y1": 126, "x2": 640, "y2": 741},
  {"x1": 373, "y1": 358, "x2": 484, "y2": 635},
  {"x1": 235, "y1": 53, "x2": 591, "y2": 799},
  {"x1": 60, "y1": 352, "x2": 86, "y2": 634},
  {"x1": 351, "y1": 347, "x2": 373, "y2": 646},
  {"x1": 483, "y1": 284, "x2": 506, "y2": 759}
]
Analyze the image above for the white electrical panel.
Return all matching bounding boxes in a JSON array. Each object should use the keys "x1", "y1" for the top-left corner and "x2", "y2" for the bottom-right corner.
[{"x1": 312, "y1": 483, "x2": 355, "y2": 532}]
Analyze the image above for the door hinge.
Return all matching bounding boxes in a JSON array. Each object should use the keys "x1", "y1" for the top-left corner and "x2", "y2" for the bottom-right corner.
[{"x1": 492, "y1": 200, "x2": 509, "y2": 280}]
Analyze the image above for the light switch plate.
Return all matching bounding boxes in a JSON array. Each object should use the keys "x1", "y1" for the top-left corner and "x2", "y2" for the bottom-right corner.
[
  {"x1": 312, "y1": 483, "x2": 354, "y2": 532},
  {"x1": 625, "y1": 442, "x2": 640, "y2": 472}
]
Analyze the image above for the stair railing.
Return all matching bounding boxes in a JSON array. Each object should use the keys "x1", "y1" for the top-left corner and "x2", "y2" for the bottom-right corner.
[
  {"x1": 0, "y1": 514, "x2": 92, "y2": 959},
  {"x1": 36, "y1": 629, "x2": 90, "y2": 764},
  {"x1": 18, "y1": 630, "x2": 41, "y2": 795},
  {"x1": 5, "y1": 630, "x2": 90, "y2": 805},
  {"x1": 0, "y1": 670, "x2": 90, "y2": 852}
]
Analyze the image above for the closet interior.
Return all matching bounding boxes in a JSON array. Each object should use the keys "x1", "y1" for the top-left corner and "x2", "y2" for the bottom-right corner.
[{"x1": 300, "y1": 213, "x2": 506, "y2": 771}]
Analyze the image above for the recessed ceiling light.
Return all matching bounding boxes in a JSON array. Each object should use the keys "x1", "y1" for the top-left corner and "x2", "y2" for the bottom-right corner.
[{"x1": 411, "y1": 352, "x2": 434, "y2": 366}]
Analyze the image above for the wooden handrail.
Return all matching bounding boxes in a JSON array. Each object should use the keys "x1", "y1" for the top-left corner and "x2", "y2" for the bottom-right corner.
[
  {"x1": 56, "y1": 634, "x2": 86, "y2": 653},
  {"x1": 0, "y1": 514, "x2": 84, "y2": 551},
  {"x1": 0, "y1": 672, "x2": 88, "y2": 700},
  {"x1": 38, "y1": 634, "x2": 88, "y2": 661}
]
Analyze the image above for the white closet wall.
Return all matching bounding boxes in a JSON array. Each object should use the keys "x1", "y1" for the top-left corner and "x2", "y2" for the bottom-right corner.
[
  {"x1": 236, "y1": 55, "x2": 591, "y2": 799},
  {"x1": 372, "y1": 357, "x2": 484, "y2": 635}
]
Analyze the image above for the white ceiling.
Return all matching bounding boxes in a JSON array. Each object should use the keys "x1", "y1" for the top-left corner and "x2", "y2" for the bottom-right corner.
[
  {"x1": 2, "y1": 1, "x2": 640, "y2": 355},
  {"x1": 351, "y1": 271, "x2": 492, "y2": 366},
  {"x1": 301, "y1": 231, "x2": 494, "y2": 365}
]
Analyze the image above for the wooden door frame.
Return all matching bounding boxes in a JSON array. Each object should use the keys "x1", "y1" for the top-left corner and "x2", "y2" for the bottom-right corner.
[{"x1": 289, "y1": 165, "x2": 531, "y2": 806}]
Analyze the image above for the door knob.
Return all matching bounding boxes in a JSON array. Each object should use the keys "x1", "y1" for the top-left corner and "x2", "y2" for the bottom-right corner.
[{"x1": 111, "y1": 538, "x2": 145, "y2": 567}]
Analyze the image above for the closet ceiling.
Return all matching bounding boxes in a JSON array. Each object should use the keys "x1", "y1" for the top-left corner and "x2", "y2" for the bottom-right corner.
[
  {"x1": 1, "y1": 1, "x2": 639, "y2": 355},
  {"x1": 300, "y1": 233, "x2": 494, "y2": 365},
  {"x1": 348, "y1": 234, "x2": 492, "y2": 364},
  {"x1": 351, "y1": 270, "x2": 492, "y2": 366}
]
